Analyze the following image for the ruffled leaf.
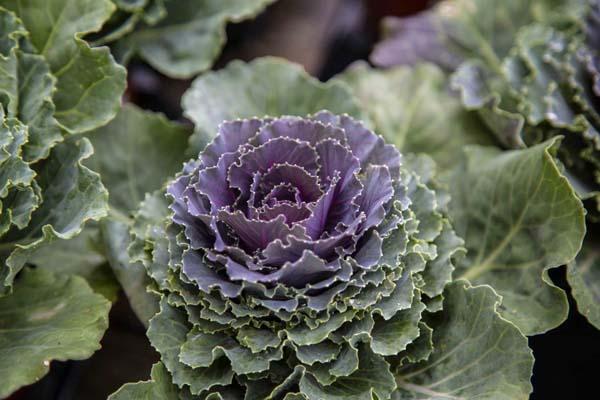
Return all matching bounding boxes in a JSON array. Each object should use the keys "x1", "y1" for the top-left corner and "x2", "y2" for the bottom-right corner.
[
  {"x1": 1, "y1": 138, "x2": 109, "y2": 295},
  {"x1": 370, "y1": 0, "x2": 584, "y2": 70},
  {"x1": 148, "y1": 298, "x2": 234, "y2": 395},
  {"x1": 3, "y1": 0, "x2": 126, "y2": 134}
]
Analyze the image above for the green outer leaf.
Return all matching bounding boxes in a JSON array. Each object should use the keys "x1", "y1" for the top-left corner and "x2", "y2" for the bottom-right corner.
[
  {"x1": 3, "y1": 0, "x2": 127, "y2": 134},
  {"x1": 395, "y1": 322, "x2": 434, "y2": 367},
  {"x1": 567, "y1": 239, "x2": 600, "y2": 329},
  {"x1": 27, "y1": 226, "x2": 120, "y2": 301},
  {"x1": 0, "y1": 33, "x2": 62, "y2": 162},
  {"x1": 0, "y1": 117, "x2": 38, "y2": 233},
  {"x1": 450, "y1": 60, "x2": 525, "y2": 149},
  {"x1": 1, "y1": 137, "x2": 109, "y2": 295},
  {"x1": 148, "y1": 298, "x2": 234, "y2": 395},
  {"x1": 100, "y1": 219, "x2": 159, "y2": 325},
  {"x1": 446, "y1": 138, "x2": 585, "y2": 334},
  {"x1": 114, "y1": 0, "x2": 276, "y2": 78},
  {"x1": 27, "y1": 226, "x2": 105, "y2": 273},
  {"x1": 395, "y1": 280, "x2": 533, "y2": 400},
  {"x1": 299, "y1": 345, "x2": 396, "y2": 400},
  {"x1": 371, "y1": 299, "x2": 425, "y2": 356},
  {"x1": 182, "y1": 57, "x2": 367, "y2": 155},
  {"x1": 0, "y1": 268, "x2": 111, "y2": 398},
  {"x1": 336, "y1": 62, "x2": 494, "y2": 169},
  {"x1": 86, "y1": 103, "x2": 191, "y2": 213},
  {"x1": 51, "y1": 39, "x2": 126, "y2": 133},
  {"x1": 85, "y1": 104, "x2": 190, "y2": 325},
  {"x1": 108, "y1": 362, "x2": 180, "y2": 400}
]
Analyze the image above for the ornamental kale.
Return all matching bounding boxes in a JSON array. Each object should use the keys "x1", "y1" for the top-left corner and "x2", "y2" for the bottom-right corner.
[
  {"x1": 100, "y1": 56, "x2": 587, "y2": 400},
  {"x1": 126, "y1": 111, "x2": 463, "y2": 398}
]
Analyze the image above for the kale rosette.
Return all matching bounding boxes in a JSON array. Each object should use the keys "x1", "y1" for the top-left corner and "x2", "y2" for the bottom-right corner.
[{"x1": 130, "y1": 111, "x2": 463, "y2": 399}]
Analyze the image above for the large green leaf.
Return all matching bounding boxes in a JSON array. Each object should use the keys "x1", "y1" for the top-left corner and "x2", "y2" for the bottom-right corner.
[
  {"x1": 27, "y1": 226, "x2": 119, "y2": 301},
  {"x1": 2, "y1": 0, "x2": 126, "y2": 134},
  {"x1": 112, "y1": 0, "x2": 276, "y2": 78},
  {"x1": 395, "y1": 280, "x2": 533, "y2": 399},
  {"x1": 337, "y1": 62, "x2": 494, "y2": 169},
  {"x1": 85, "y1": 104, "x2": 190, "y2": 324},
  {"x1": 182, "y1": 57, "x2": 367, "y2": 154},
  {"x1": 445, "y1": 139, "x2": 585, "y2": 334},
  {"x1": 86, "y1": 104, "x2": 190, "y2": 213},
  {"x1": 1, "y1": 137, "x2": 109, "y2": 295},
  {"x1": 567, "y1": 240, "x2": 600, "y2": 329},
  {"x1": 0, "y1": 268, "x2": 111, "y2": 398}
]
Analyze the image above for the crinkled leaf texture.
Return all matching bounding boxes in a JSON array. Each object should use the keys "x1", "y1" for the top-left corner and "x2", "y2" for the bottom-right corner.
[
  {"x1": 0, "y1": 268, "x2": 111, "y2": 398},
  {"x1": 2, "y1": 0, "x2": 126, "y2": 134},
  {"x1": 445, "y1": 139, "x2": 585, "y2": 334},
  {"x1": 0, "y1": 1, "x2": 124, "y2": 293},
  {"x1": 370, "y1": 0, "x2": 600, "y2": 220},
  {"x1": 0, "y1": 3, "x2": 123, "y2": 393},
  {"x1": 395, "y1": 280, "x2": 533, "y2": 399},
  {"x1": 0, "y1": 135, "x2": 109, "y2": 294},
  {"x1": 119, "y1": 101, "x2": 465, "y2": 398},
  {"x1": 100, "y1": 0, "x2": 276, "y2": 78}
]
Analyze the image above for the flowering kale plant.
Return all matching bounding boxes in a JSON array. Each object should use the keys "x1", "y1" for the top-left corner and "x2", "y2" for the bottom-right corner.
[
  {"x1": 125, "y1": 110, "x2": 462, "y2": 398},
  {"x1": 106, "y1": 58, "x2": 560, "y2": 399}
]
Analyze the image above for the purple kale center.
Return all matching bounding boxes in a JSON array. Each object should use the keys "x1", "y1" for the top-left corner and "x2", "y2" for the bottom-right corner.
[{"x1": 167, "y1": 111, "x2": 401, "y2": 294}]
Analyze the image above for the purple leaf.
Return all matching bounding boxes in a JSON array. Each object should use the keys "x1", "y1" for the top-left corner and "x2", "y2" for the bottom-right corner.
[
  {"x1": 201, "y1": 118, "x2": 267, "y2": 167},
  {"x1": 356, "y1": 165, "x2": 394, "y2": 231},
  {"x1": 255, "y1": 117, "x2": 346, "y2": 146},
  {"x1": 218, "y1": 210, "x2": 308, "y2": 252},
  {"x1": 228, "y1": 137, "x2": 319, "y2": 196},
  {"x1": 260, "y1": 163, "x2": 322, "y2": 203}
]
